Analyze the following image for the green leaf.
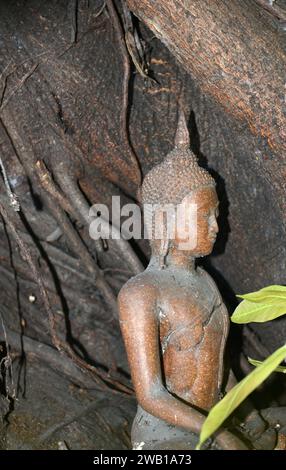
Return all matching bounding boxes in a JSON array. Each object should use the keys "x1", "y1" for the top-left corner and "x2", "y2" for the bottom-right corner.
[
  {"x1": 231, "y1": 299, "x2": 286, "y2": 324},
  {"x1": 232, "y1": 285, "x2": 286, "y2": 323},
  {"x1": 197, "y1": 344, "x2": 286, "y2": 450},
  {"x1": 237, "y1": 285, "x2": 286, "y2": 304},
  {"x1": 248, "y1": 357, "x2": 286, "y2": 374}
]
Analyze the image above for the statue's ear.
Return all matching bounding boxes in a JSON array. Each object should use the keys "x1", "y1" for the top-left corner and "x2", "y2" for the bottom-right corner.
[
  {"x1": 159, "y1": 238, "x2": 170, "y2": 270},
  {"x1": 137, "y1": 186, "x2": 142, "y2": 205}
]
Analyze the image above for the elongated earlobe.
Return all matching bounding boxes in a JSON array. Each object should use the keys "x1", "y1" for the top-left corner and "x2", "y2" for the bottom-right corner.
[{"x1": 159, "y1": 238, "x2": 169, "y2": 269}]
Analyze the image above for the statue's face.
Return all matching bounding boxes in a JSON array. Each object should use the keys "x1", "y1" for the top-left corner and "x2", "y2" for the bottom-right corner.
[{"x1": 175, "y1": 186, "x2": 219, "y2": 256}]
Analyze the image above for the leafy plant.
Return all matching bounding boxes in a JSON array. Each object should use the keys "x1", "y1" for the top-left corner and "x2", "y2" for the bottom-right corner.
[
  {"x1": 232, "y1": 285, "x2": 286, "y2": 323},
  {"x1": 248, "y1": 357, "x2": 286, "y2": 374},
  {"x1": 197, "y1": 285, "x2": 286, "y2": 450}
]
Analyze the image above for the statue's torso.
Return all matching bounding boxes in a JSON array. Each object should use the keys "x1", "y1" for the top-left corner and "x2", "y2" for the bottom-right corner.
[{"x1": 147, "y1": 265, "x2": 229, "y2": 410}]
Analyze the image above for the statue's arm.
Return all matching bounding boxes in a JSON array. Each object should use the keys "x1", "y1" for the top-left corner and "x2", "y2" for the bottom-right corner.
[{"x1": 118, "y1": 282, "x2": 247, "y2": 450}]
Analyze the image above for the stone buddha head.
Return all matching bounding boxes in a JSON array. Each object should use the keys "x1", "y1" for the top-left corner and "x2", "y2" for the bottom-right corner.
[{"x1": 141, "y1": 110, "x2": 219, "y2": 266}]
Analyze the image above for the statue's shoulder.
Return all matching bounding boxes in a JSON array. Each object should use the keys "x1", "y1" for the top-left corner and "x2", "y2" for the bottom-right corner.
[
  {"x1": 197, "y1": 266, "x2": 223, "y2": 303},
  {"x1": 118, "y1": 270, "x2": 158, "y2": 307},
  {"x1": 197, "y1": 265, "x2": 217, "y2": 285}
]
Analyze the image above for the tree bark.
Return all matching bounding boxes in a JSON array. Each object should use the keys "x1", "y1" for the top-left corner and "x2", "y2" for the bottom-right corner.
[{"x1": 128, "y1": 0, "x2": 286, "y2": 211}]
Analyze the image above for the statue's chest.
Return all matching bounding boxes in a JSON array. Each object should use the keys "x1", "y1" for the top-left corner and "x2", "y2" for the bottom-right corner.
[
  {"x1": 159, "y1": 271, "x2": 220, "y2": 320},
  {"x1": 157, "y1": 273, "x2": 225, "y2": 354}
]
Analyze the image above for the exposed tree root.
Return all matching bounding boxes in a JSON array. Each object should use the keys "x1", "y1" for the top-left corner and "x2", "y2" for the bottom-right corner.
[
  {"x1": 106, "y1": 0, "x2": 142, "y2": 186},
  {"x1": 0, "y1": 200, "x2": 132, "y2": 395},
  {"x1": 52, "y1": 166, "x2": 143, "y2": 275}
]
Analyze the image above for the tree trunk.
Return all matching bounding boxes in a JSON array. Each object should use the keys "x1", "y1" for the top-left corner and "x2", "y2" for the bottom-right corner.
[{"x1": 128, "y1": 0, "x2": 286, "y2": 161}]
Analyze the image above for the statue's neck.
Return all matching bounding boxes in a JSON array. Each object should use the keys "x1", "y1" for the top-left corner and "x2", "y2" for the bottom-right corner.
[
  {"x1": 166, "y1": 248, "x2": 196, "y2": 271},
  {"x1": 150, "y1": 248, "x2": 196, "y2": 272}
]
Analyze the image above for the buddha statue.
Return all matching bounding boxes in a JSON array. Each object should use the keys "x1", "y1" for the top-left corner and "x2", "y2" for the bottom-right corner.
[{"x1": 118, "y1": 110, "x2": 247, "y2": 450}]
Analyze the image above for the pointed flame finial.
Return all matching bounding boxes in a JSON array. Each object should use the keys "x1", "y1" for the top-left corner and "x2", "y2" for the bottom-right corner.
[{"x1": 174, "y1": 106, "x2": 190, "y2": 150}]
